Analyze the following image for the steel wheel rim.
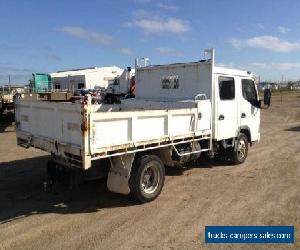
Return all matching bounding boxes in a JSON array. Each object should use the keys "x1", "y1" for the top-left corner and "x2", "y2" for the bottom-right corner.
[
  {"x1": 140, "y1": 162, "x2": 160, "y2": 194},
  {"x1": 238, "y1": 139, "x2": 246, "y2": 159}
]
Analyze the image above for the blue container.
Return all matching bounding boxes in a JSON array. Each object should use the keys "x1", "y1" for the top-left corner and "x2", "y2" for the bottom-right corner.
[{"x1": 32, "y1": 73, "x2": 51, "y2": 93}]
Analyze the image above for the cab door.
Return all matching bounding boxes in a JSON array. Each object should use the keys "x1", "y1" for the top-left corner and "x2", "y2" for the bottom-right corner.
[
  {"x1": 240, "y1": 78, "x2": 260, "y2": 142},
  {"x1": 215, "y1": 75, "x2": 239, "y2": 140}
]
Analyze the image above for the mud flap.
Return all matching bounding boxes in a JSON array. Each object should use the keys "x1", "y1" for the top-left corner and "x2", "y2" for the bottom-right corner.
[{"x1": 107, "y1": 154, "x2": 135, "y2": 195}]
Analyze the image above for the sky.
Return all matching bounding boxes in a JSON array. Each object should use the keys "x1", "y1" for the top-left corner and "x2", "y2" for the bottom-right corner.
[{"x1": 0, "y1": 0, "x2": 300, "y2": 85}]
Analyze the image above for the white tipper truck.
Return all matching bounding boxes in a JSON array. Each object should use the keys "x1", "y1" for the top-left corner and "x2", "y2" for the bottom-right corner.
[{"x1": 15, "y1": 49, "x2": 271, "y2": 202}]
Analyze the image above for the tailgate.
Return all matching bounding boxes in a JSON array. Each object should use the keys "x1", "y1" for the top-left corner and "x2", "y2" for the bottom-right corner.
[{"x1": 15, "y1": 100, "x2": 83, "y2": 161}]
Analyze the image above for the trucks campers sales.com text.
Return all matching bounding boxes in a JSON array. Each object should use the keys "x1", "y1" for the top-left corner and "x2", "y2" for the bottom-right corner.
[{"x1": 205, "y1": 226, "x2": 294, "y2": 243}]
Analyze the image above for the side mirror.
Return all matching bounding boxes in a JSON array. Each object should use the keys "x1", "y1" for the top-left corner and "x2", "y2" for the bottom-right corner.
[
  {"x1": 255, "y1": 89, "x2": 271, "y2": 109},
  {"x1": 250, "y1": 99, "x2": 261, "y2": 109},
  {"x1": 263, "y1": 89, "x2": 271, "y2": 106}
]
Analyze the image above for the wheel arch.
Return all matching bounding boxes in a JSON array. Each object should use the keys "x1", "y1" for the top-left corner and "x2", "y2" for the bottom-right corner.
[{"x1": 239, "y1": 126, "x2": 252, "y2": 145}]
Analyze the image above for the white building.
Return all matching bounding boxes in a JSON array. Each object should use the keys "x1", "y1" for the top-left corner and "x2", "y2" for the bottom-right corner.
[{"x1": 50, "y1": 66, "x2": 124, "y2": 91}]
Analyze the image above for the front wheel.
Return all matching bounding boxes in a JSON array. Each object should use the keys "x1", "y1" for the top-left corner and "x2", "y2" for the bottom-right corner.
[
  {"x1": 231, "y1": 133, "x2": 248, "y2": 164},
  {"x1": 129, "y1": 155, "x2": 165, "y2": 203}
]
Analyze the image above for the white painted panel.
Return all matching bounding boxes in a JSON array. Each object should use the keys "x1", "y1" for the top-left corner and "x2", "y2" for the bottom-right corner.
[
  {"x1": 88, "y1": 101, "x2": 211, "y2": 154},
  {"x1": 215, "y1": 75, "x2": 239, "y2": 140},
  {"x1": 18, "y1": 105, "x2": 32, "y2": 133},
  {"x1": 16, "y1": 101, "x2": 82, "y2": 147},
  {"x1": 134, "y1": 116, "x2": 166, "y2": 141},
  {"x1": 136, "y1": 62, "x2": 212, "y2": 101},
  {"x1": 92, "y1": 118, "x2": 131, "y2": 148},
  {"x1": 170, "y1": 114, "x2": 194, "y2": 136},
  {"x1": 60, "y1": 109, "x2": 82, "y2": 145},
  {"x1": 197, "y1": 100, "x2": 211, "y2": 131},
  {"x1": 32, "y1": 106, "x2": 56, "y2": 139},
  {"x1": 16, "y1": 99, "x2": 213, "y2": 157}
]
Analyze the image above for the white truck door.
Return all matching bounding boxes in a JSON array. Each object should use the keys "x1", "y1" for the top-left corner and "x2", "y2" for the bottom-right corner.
[
  {"x1": 215, "y1": 75, "x2": 238, "y2": 140},
  {"x1": 240, "y1": 78, "x2": 260, "y2": 142}
]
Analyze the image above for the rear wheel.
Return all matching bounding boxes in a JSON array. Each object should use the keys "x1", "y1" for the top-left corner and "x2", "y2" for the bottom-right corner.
[
  {"x1": 129, "y1": 155, "x2": 165, "y2": 203},
  {"x1": 231, "y1": 133, "x2": 248, "y2": 164}
]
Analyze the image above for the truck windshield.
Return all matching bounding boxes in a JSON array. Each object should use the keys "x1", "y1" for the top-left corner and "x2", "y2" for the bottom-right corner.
[{"x1": 242, "y1": 79, "x2": 257, "y2": 102}]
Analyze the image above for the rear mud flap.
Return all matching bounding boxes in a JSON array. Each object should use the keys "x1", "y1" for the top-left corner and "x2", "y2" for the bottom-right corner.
[{"x1": 107, "y1": 154, "x2": 135, "y2": 195}]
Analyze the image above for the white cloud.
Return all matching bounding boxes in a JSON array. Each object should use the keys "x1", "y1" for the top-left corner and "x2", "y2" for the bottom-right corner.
[
  {"x1": 216, "y1": 63, "x2": 245, "y2": 70},
  {"x1": 256, "y1": 23, "x2": 265, "y2": 29},
  {"x1": 157, "y1": 3, "x2": 178, "y2": 11},
  {"x1": 59, "y1": 26, "x2": 134, "y2": 55},
  {"x1": 132, "y1": 9, "x2": 149, "y2": 18},
  {"x1": 155, "y1": 47, "x2": 183, "y2": 57},
  {"x1": 215, "y1": 62, "x2": 300, "y2": 81},
  {"x1": 230, "y1": 36, "x2": 300, "y2": 52},
  {"x1": 120, "y1": 48, "x2": 133, "y2": 55},
  {"x1": 278, "y1": 26, "x2": 289, "y2": 34},
  {"x1": 249, "y1": 63, "x2": 267, "y2": 68},
  {"x1": 217, "y1": 62, "x2": 300, "y2": 72},
  {"x1": 126, "y1": 17, "x2": 190, "y2": 33},
  {"x1": 249, "y1": 62, "x2": 300, "y2": 70},
  {"x1": 60, "y1": 26, "x2": 113, "y2": 45},
  {"x1": 230, "y1": 38, "x2": 243, "y2": 48}
]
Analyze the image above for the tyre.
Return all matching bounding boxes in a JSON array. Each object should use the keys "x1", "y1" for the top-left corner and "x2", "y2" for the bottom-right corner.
[
  {"x1": 231, "y1": 133, "x2": 248, "y2": 164},
  {"x1": 129, "y1": 155, "x2": 165, "y2": 203}
]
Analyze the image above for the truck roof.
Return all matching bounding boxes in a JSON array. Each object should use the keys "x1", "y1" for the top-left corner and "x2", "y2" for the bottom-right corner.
[
  {"x1": 214, "y1": 66, "x2": 253, "y2": 78},
  {"x1": 137, "y1": 60, "x2": 254, "y2": 78},
  {"x1": 137, "y1": 60, "x2": 211, "y2": 71}
]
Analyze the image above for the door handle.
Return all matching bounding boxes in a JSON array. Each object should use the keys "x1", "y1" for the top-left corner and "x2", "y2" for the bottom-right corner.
[
  {"x1": 218, "y1": 114, "x2": 225, "y2": 120},
  {"x1": 241, "y1": 113, "x2": 246, "y2": 118}
]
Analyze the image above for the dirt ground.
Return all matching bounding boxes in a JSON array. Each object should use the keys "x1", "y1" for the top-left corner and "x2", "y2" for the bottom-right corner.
[{"x1": 0, "y1": 91, "x2": 299, "y2": 249}]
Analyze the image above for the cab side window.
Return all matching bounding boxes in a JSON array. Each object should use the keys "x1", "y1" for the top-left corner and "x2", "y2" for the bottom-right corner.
[
  {"x1": 219, "y1": 76, "x2": 235, "y2": 100},
  {"x1": 242, "y1": 79, "x2": 257, "y2": 102}
]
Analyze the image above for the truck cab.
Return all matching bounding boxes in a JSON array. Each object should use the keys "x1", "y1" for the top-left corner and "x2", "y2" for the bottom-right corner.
[
  {"x1": 212, "y1": 68, "x2": 261, "y2": 163},
  {"x1": 214, "y1": 68, "x2": 260, "y2": 142}
]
